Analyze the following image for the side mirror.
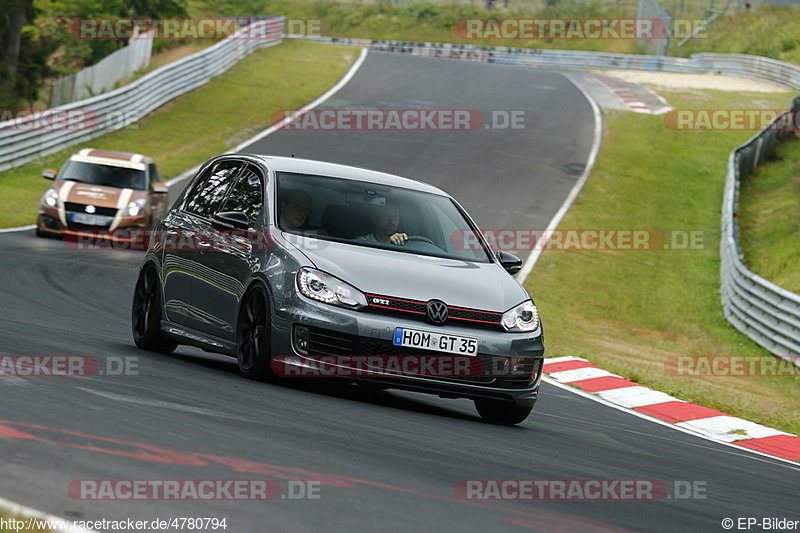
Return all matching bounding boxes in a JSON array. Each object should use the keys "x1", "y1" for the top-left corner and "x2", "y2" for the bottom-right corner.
[
  {"x1": 496, "y1": 250, "x2": 522, "y2": 275},
  {"x1": 42, "y1": 169, "x2": 57, "y2": 180},
  {"x1": 152, "y1": 182, "x2": 169, "y2": 194},
  {"x1": 213, "y1": 211, "x2": 250, "y2": 230}
]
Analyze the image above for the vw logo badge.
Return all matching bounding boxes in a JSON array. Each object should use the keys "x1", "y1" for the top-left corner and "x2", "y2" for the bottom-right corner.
[{"x1": 426, "y1": 299, "x2": 449, "y2": 325}]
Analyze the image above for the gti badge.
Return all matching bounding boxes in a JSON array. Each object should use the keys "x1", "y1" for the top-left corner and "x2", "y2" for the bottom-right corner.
[{"x1": 426, "y1": 299, "x2": 449, "y2": 325}]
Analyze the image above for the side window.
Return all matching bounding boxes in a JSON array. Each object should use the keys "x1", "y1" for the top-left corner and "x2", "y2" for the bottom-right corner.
[
  {"x1": 219, "y1": 165, "x2": 264, "y2": 224},
  {"x1": 184, "y1": 160, "x2": 242, "y2": 218},
  {"x1": 148, "y1": 163, "x2": 161, "y2": 187}
]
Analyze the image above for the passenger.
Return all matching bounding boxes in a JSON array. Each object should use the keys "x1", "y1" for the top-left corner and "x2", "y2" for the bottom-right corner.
[
  {"x1": 358, "y1": 201, "x2": 408, "y2": 245},
  {"x1": 279, "y1": 189, "x2": 312, "y2": 230}
]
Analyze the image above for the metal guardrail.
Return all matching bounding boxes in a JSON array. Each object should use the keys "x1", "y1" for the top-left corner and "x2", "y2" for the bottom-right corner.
[
  {"x1": 721, "y1": 105, "x2": 800, "y2": 364},
  {"x1": 0, "y1": 17, "x2": 283, "y2": 172}
]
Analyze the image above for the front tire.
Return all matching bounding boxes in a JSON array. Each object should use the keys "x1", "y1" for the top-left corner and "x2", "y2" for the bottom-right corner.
[
  {"x1": 132, "y1": 266, "x2": 177, "y2": 353},
  {"x1": 474, "y1": 399, "x2": 533, "y2": 425},
  {"x1": 236, "y1": 285, "x2": 274, "y2": 380}
]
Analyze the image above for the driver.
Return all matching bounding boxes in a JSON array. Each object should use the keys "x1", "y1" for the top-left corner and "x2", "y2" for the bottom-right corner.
[{"x1": 358, "y1": 201, "x2": 408, "y2": 245}]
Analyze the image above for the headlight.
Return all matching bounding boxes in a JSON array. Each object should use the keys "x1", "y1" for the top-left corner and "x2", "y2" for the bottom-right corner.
[
  {"x1": 123, "y1": 198, "x2": 148, "y2": 217},
  {"x1": 42, "y1": 188, "x2": 59, "y2": 207},
  {"x1": 501, "y1": 300, "x2": 539, "y2": 332},
  {"x1": 297, "y1": 267, "x2": 367, "y2": 309}
]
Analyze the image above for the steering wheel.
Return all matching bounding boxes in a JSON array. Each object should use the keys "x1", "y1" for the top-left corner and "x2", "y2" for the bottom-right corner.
[{"x1": 406, "y1": 235, "x2": 437, "y2": 246}]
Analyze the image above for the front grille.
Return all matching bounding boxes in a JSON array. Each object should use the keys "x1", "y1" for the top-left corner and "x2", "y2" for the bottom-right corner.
[
  {"x1": 65, "y1": 202, "x2": 118, "y2": 217},
  {"x1": 307, "y1": 327, "x2": 355, "y2": 356},
  {"x1": 364, "y1": 293, "x2": 504, "y2": 331},
  {"x1": 67, "y1": 222, "x2": 112, "y2": 232},
  {"x1": 305, "y1": 326, "x2": 535, "y2": 388}
]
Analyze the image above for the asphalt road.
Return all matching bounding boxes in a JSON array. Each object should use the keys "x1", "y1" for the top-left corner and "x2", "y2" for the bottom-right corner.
[{"x1": 0, "y1": 52, "x2": 797, "y2": 533}]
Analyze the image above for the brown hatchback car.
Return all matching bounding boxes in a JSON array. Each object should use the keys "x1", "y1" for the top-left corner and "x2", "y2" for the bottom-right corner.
[{"x1": 36, "y1": 148, "x2": 170, "y2": 240}]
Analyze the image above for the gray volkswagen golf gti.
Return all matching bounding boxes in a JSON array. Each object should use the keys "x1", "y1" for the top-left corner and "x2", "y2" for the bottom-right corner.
[{"x1": 132, "y1": 154, "x2": 544, "y2": 424}]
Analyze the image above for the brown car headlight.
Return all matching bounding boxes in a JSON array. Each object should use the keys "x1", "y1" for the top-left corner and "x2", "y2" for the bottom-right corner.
[{"x1": 41, "y1": 188, "x2": 59, "y2": 207}]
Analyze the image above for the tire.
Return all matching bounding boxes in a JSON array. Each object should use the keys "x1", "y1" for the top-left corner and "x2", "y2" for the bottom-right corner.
[
  {"x1": 131, "y1": 266, "x2": 177, "y2": 353},
  {"x1": 236, "y1": 285, "x2": 274, "y2": 380},
  {"x1": 474, "y1": 399, "x2": 534, "y2": 425}
]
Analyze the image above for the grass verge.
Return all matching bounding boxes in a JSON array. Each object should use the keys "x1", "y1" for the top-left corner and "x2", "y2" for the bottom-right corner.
[
  {"x1": 0, "y1": 510, "x2": 51, "y2": 533},
  {"x1": 738, "y1": 135, "x2": 800, "y2": 292},
  {"x1": 0, "y1": 39, "x2": 357, "y2": 228},
  {"x1": 525, "y1": 89, "x2": 800, "y2": 435}
]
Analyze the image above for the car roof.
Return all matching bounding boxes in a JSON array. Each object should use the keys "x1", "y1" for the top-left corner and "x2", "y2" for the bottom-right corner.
[
  {"x1": 242, "y1": 154, "x2": 449, "y2": 196},
  {"x1": 69, "y1": 148, "x2": 154, "y2": 170}
]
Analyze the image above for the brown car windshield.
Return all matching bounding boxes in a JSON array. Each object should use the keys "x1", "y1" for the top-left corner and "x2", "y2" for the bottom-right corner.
[
  {"x1": 276, "y1": 172, "x2": 492, "y2": 263},
  {"x1": 60, "y1": 160, "x2": 148, "y2": 190}
]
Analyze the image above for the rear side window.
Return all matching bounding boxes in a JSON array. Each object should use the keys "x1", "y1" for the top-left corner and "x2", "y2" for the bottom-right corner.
[
  {"x1": 184, "y1": 160, "x2": 242, "y2": 218},
  {"x1": 148, "y1": 163, "x2": 161, "y2": 187},
  {"x1": 219, "y1": 165, "x2": 264, "y2": 225}
]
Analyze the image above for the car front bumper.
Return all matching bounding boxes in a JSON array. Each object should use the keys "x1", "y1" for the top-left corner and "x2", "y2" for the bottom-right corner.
[{"x1": 270, "y1": 294, "x2": 545, "y2": 407}]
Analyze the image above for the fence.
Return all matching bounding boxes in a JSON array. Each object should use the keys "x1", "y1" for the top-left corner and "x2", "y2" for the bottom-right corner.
[
  {"x1": 0, "y1": 17, "x2": 283, "y2": 172},
  {"x1": 720, "y1": 102, "x2": 800, "y2": 364},
  {"x1": 636, "y1": 0, "x2": 673, "y2": 55},
  {"x1": 50, "y1": 27, "x2": 154, "y2": 107}
]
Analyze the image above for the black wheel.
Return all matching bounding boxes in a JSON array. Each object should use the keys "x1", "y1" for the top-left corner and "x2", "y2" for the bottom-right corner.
[
  {"x1": 236, "y1": 285, "x2": 273, "y2": 380},
  {"x1": 132, "y1": 266, "x2": 177, "y2": 353},
  {"x1": 474, "y1": 399, "x2": 534, "y2": 425}
]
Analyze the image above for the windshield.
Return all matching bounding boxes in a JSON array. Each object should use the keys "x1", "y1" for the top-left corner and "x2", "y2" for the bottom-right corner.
[
  {"x1": 276, "y1": 172, "x2": 492, "y2": 263},
  {"x1": 59, "y1": 160, "x2": 148, "y2": 190}
]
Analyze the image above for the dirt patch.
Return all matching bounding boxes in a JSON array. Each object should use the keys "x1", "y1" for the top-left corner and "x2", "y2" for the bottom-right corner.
[{"x1": 598, "y1": 70, "x2": 793, "y2": 93}]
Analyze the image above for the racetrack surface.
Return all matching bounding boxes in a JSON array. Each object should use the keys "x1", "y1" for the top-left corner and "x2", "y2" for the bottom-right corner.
[{"x1": 1, "y1": 53, "x2": 797, "y2": 532}]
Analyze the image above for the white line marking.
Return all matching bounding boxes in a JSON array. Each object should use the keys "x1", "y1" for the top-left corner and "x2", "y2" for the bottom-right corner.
[
  {"x1": 516, "y1": 71, "x2": 603, "y2": 282},
  {"x1": 0, "y1": 496, "x2": 100, "y2": 533},
  {"x1": 232, "y1": 46, "x2": 369, "y2": 153},
  {"x1": 77, "y1": 387, "x2": 256, "y2": 422},
  {"x1": 676, "y1": 415, "x2": 790, "y2": 443},
  {"x1": 596, "y1": 386, "x2": 683, "y2": 408},
  {"x1": 543, "y1": 355, "x2": 589, "y2": 365},
  {"x1": 0, "y1": 225, "x2": 35, "y2": 233},
  {"x1": 541, "y1": 376, "x2": 800, "y2": 468},
  {"x1": 163, "y1": 47, "x2": 369, "y2": 188},
  {"x1": 547, "y1": 367, "x2": 619, "y2": 383}
]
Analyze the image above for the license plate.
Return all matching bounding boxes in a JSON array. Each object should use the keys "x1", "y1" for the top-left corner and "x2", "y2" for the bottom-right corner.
[
  {"x1": 393, "y1": 327, "x2": 478, "y2": 356},
  {"x1": 69, "y1": 213, "x2": 110, "y2": 226}
]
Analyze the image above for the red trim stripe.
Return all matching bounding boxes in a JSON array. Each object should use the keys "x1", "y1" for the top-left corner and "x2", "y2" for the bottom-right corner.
[
  {"x1": 634, "y1": 401, "x2": 728, "y2": 423},
  {"x1": 569, "y1": 376, "x2": 638, "y2": 392},
  {"x1": 368, "y1": 304, "x2": 425, "y2": 315},
  {"x1": 543, "y1": 359, "x2": 598, "y2": 373},
  {"x1": 734, "y1": 435, "x2": 800, "y2": 461}
]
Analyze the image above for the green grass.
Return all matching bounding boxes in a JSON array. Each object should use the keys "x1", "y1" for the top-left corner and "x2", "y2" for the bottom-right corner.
[
  {"x1": 192, "y1": 0, "x2": 653, "y2": 54},
  {"x1": 525, "y1": 89, "x2": 800, "y2": 435},
  {"x1": 0, "y1": 511, "x2": 51, "y2": 532},
  {"x1": 738, "y1": 135, "x2": 800, "y2": 292},
  {"x1": 679, "y1": 6, "x2": 800, "y2": 64},
  {"x1": 0, "y1": 39, "x2": 357, "y2": 228},
  {"x1": 190, "y1": 0, "x2": 800, "y2": 62}
]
